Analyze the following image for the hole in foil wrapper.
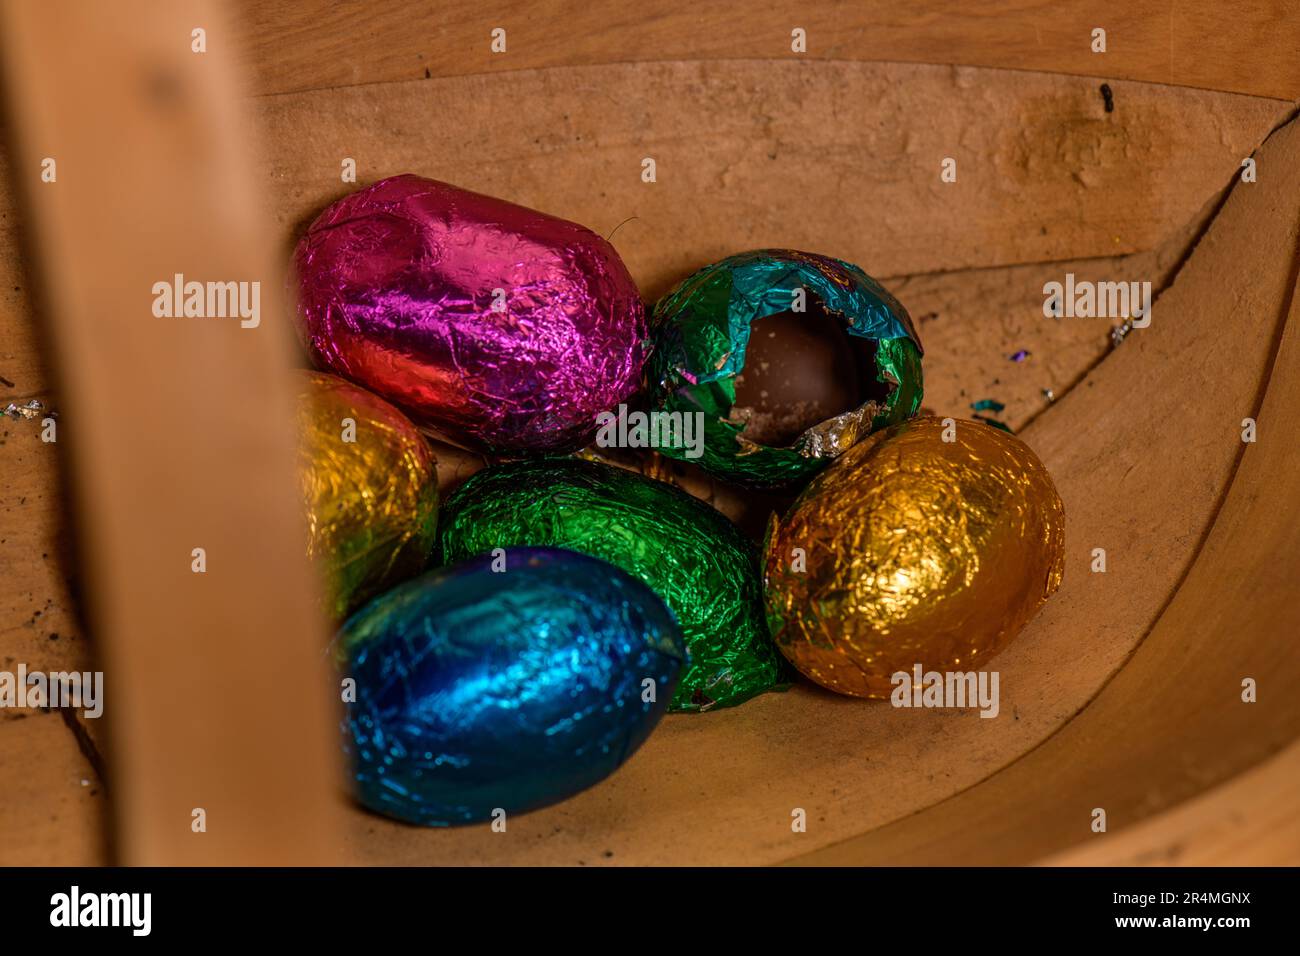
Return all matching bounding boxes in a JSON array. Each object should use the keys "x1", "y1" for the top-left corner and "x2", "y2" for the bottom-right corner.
[{"x1": 729, "y1": 299, "x2": 896, "y2": 458}]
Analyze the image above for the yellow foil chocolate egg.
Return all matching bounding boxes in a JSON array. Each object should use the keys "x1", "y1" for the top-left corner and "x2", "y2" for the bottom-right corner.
[
  {"x1": 297, "y1": 370, "x2": 438, "y2": 619},
  {"x1": 762, "y1": 417, "x2": 1064, "y2": 698}
]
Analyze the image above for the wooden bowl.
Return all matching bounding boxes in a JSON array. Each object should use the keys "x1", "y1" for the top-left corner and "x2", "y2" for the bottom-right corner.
[{"x1": 2, "y1": 1, "x2": 1297, "y2": 865}]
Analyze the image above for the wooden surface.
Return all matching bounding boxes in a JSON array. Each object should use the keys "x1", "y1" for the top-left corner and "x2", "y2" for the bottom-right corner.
[
  {"x1": 0, "y1": 0, "x2": 342, "y2": 865},
  {"x1": 0, "y1": 711, "x2": 106, "y2": 866},
  {"x1": 1, "y1": 4, "x2": 1298, "y2": 866},
  {"x1": 257, "y1": 61, "x2": 1290, "y2": 298},
  {"x1": 329, "y1": 111, "x2": 1300, "y2": 866},
  {"x1": 789, "y1": 115, "x2": 1300, "y2": 866},
  {"x1": 235, "y1": 1, "x2": 1300, "y2": 101},
  {"x1": 1044, "y1": 739, "x2": 1300, "y2": 866}
]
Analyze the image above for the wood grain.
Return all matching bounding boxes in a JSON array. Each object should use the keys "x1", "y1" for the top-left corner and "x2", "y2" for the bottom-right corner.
[
  {"x1": 788, "y1": 115, "x2": 1300, "y2": 866},
  {"x1": 0, "y1": 711, "x2": 107, "y2": 866},
  {"x1": 255, "y1": 61, "x2": 1289, "y2": 296},
  {"x1": 234, "y1": 1, "x2": 1300, "y2": 101},
  {"x1": 0, "y1": 149, "x2": 88, "y2": 690},
  {"x1": 1044, "y1": 739, "x2": 1300, "y2": 866}
]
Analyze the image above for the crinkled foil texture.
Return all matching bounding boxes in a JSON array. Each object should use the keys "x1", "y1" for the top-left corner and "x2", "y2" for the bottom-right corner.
[
  {"x1": 340, "y1": 548, "x2": 684, "y2": 825},
  {"x1": 297, "y1": 370, "x2": 438, "y2": 620},
  {"x1": 438, "y1": 458, "x2": 783, "y2": 712},
  {"x1": 646, "y1": 249, "x2": 924, "y2": 487},
  {"x1": 294, "y1": 174, "x2": 648, "y2": 455},
  {"x1": 763, "y1": 417, "x2": 1065, "y2": 698}
]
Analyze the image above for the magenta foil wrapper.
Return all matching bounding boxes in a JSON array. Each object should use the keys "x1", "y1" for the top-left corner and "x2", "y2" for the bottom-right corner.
[{"x1": 293, "y1": 174, "x2": 648, "y2": 455}]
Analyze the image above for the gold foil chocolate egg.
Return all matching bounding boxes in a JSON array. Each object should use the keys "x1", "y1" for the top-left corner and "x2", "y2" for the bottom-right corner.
[
  {"x1": 296, "y1": 370, "x2": 439, "y2": 619},
  {"x1": 762, "y1": 417, "x2": 1064, "y2": 698}
]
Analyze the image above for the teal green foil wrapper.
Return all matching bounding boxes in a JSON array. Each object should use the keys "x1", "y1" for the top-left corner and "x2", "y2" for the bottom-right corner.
[
  {"x1": 646, "y1": 249, "x2": 923, "y2": 488},
  {"x1": 438, "y1": 458, "x2": 783, "y2": 712}
]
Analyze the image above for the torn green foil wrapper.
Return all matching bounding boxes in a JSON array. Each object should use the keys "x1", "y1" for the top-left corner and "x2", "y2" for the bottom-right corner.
[
  {"x1": 437, "y1": 458, "x2": 784, "y2": 712},
  {"x1": 646, "y1": 249, "x2": 924, "y2": 488}
]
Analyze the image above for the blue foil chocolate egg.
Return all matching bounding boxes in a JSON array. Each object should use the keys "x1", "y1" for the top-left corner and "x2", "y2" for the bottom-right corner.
[{"x1": 340, "y1": 547, "x2": 686, "y2": 826}]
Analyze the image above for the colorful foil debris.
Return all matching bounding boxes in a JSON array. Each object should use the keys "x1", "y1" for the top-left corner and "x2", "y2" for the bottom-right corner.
[
  {"x1": 645, "y1": 249, "x2": 924, "y2": 488},
  {"x1": 972, "y1": 414, "x2": 1014, "y2": 432},
  {"x1": 293, "y1": 174, "x2": 648, "y2": 455},
  {"x1": 763, "y1": 417, "x2": 1065, "y2": 698},
  {"x1": 341, "y1": 547, "x2": 684, "y2": 825},
  {"x1": 438, "y1": 457, "x2": 784, "y2": 711},
  {"x1": 296, "y1": 370, "x2": 438, "y2": 619},
  {"x1": 2, "y1": 398, "x2": 52, "y2": 421}
]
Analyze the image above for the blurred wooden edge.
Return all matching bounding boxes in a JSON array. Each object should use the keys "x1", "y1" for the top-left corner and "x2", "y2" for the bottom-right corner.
[
  {"x1": 0, "y1": 0, "x2": 343, "y2": 864},
  {"x1": 1043, "y1": 739, "x2": 1300, "y2": 866},
  {"x1": 783, "y1": 190, "x2": 1300, "y2": 867},
  {"x1": 234, "y1": 0, "x2": 1300, "y2": 102}
]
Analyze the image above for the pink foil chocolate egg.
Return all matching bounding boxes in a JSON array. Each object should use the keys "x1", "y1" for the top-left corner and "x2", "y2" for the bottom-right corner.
[{"x1": 293, "y1": 174, "x2": 648, "y2": 455}]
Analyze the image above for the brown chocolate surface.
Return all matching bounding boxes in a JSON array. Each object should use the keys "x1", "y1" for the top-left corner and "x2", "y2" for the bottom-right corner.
[{"x1": 731, "y1": 305, "x2": 872, "y2": 446}]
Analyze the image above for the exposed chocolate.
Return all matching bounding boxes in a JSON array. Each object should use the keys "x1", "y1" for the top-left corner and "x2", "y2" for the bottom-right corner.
[
  {"x1": 731, "y1": 305, "x2": 880, "y2": 446},
  {"x1": 646, "y1": 248, "x2": 925, "y2": 488}
]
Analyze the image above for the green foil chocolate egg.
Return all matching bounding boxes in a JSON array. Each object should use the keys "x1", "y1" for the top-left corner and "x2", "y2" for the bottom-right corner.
[
  {"x1": 645, "y1": 249, "x2": 923, "y2": 488},
  {"x1": 437, "y1": 458, "x2": 783, "y2": 712}
]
